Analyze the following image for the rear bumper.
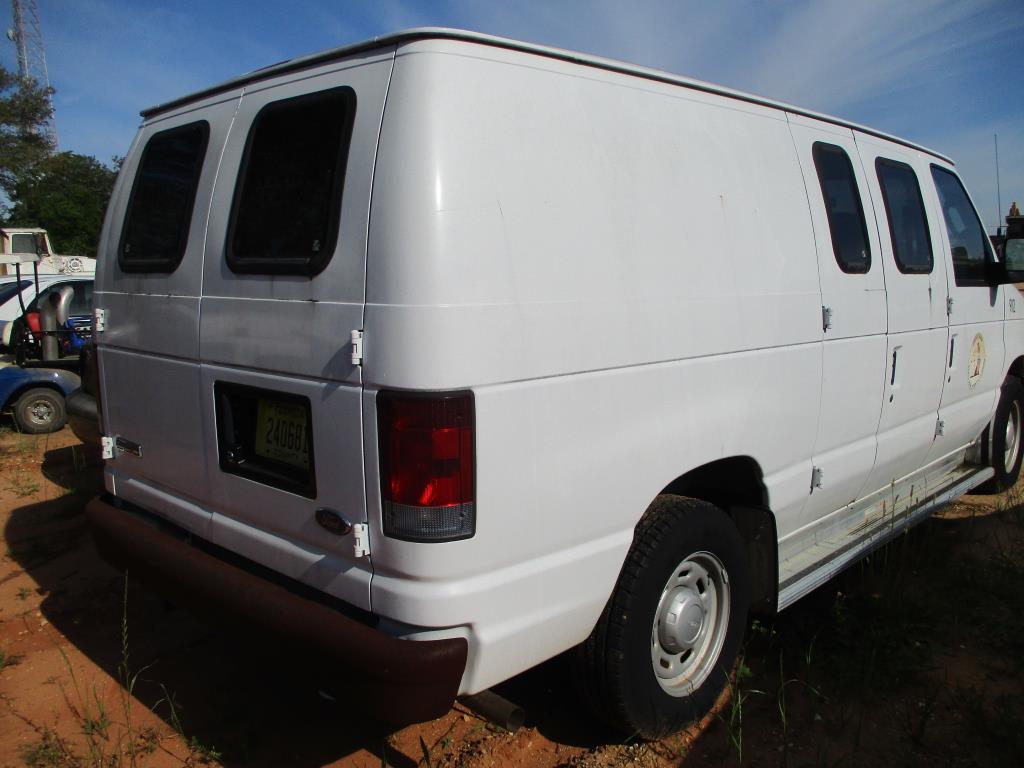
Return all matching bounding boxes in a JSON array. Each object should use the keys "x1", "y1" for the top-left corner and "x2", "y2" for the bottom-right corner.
[
  {"x1": 67, "y1": 389, "x2": 100, "y2": 445},
  {"x1": 86, "y1": 495, "x2": 468, "y2": 725}
]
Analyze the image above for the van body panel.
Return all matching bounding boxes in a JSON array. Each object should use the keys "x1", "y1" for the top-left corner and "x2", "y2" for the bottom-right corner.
[
  {"x1": 367, "y1": 343, "x2": 820, "y2": 691},
  {"x1": 367, "y1": 43, "x2": 821, "y2": 391}
]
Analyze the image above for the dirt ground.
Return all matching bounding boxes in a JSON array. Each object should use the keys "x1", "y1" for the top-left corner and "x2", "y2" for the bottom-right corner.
[{"x1": 1, "y1": 425, "x2": 1022, "y2": 768}]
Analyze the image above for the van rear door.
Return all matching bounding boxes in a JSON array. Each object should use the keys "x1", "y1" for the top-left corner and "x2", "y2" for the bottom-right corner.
[
  {"x1": 97, "y1": 90, "x2": 241, "y2": 538},
  {"x1": 196, "y1": 50, "x2": 396, "y2": 610}
]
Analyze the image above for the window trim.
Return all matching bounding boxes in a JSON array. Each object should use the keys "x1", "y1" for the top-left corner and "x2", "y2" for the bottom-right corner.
[
  {"x1": 929, "y1": 164, "x2": 994, "y2": 288},
  {"x1": 812, "y1": 142, "x2": 872, "y2": 274},
  {"x1": 117, "y1": 120, "x2": 211, "y2": 274},
  {"x1": 225, "y1": 86, "x2": 357, "y2": 277},
  {"x1": 875, "y1": 157, "x2": 934, "y2": 275}
]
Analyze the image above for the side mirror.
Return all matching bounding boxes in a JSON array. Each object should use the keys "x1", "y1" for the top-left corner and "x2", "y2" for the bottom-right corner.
[{"x1": 1005, "y1": 238, "x2": 1024, "y2": 283}]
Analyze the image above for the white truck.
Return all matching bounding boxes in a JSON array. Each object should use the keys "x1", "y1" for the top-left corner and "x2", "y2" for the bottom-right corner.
[
  {"x1": 0, "y1": 228, "x2": 95, "y2": 277},
  {"x1": 84, "y1": 29, "x2": 1024, "y2": 737}
]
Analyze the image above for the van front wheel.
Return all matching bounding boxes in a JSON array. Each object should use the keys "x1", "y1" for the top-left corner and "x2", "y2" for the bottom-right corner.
[{"x1": 575, "y1": 495, "x2": 750, "y2": 739}]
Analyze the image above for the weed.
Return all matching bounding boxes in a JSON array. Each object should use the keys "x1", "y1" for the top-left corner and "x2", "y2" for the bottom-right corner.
[
  {"x1": 156, "y1": 682, "x2": 223, "y2": 764},
  {"x1": 186, "y1": 734, "x2": 223, "y2": 763},
  {"x1": 19, "y1": 727, "x2": 77, "y2": 768},
  {"x1": 716, "y1": 656, "x2": 764, "y2": 765}
]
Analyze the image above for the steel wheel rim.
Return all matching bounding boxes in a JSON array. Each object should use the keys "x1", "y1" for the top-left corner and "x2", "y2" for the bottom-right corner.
[
  {"x1": 1005, "y1": 400, "x2": 1022, "y2": 474},
  {"x1": 651, "y1": 551, "x2": 730, "y2": 696},
  {"x1": 26, "y1": 398, "x2": 54, "y2": 427}
]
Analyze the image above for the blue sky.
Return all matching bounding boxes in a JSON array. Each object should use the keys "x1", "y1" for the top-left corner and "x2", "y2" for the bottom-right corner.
[{"x1": 3, "y1": 0, "x2": 1022, "y2": 233}]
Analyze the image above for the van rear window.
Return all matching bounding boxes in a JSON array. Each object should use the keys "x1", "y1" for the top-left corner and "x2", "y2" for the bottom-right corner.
[
  {"x1": 876, "y1": 158, "x2": 933, "y2": 274},
  {"x1": 812, "y1": 143, "x2": 871, "y2": 273},
  {"x1": 119, "y1": 121, "x2": 210, "y2": 273},
  {"x1": 226, "y1": 87, "x2": 356, "y2": 275}
]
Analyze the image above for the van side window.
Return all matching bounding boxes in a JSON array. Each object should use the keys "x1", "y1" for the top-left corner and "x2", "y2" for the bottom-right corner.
[
  {"x1": 812, "y1": 143, "x2": 871, "y2": 273},
  {"x1": 119, "y1": 121, "x2": 210, "y2": 273},
  {"x1": 226, "y1": 87, "x2": 356, "y2": 276},
  {"x1": 875, "y1": 158, "x2": 933, "y2": 274},
  {"x1": 930, "y1": 165, "x2": 992, "y2": 286}
]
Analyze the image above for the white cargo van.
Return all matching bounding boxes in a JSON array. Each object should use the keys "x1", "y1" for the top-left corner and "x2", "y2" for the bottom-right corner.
[{"x1": 85, "y1": 29, "x2": 1024, "y2": 737}]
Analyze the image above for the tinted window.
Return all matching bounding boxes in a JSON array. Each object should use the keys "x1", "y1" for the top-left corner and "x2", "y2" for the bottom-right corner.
[
  {"x1": 11, "y1": 233, "x2": 37, "y2": 254},
  {"x1": 0, "y1": 280, "x2": 31, "y2": 306},
  {"x1": 876, "y1": 159, "x2": 933, "y2": 274},
  {"x1": 813, "y1": 143, "x2": 871, "y2": 273},
  {"x1": 28, "y1": 282, "x2": 93, "y2": 316},
  {"x1": 119, "y1": 121, "x2": 209, "y2": 273},
  {"x1": 226, "y1": 87, "x2": 356, "y2": 275},
  {"x1": 931, "y1": 165, "x2": 992, "y2": 285}
]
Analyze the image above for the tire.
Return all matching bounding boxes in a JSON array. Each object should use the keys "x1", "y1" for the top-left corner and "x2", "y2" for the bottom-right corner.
[
  {"x1": 976, "y1": 377, "x2": 1024, "y2": 493},
  {"x1": 574, "y1": 494, "x2": 750, "y2": 739},
  {"x1": 12, "y1": 388, "x2": 67, "y2": 434}
]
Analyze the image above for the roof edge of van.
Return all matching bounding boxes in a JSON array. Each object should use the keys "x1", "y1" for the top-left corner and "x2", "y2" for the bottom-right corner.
[{"x1": 140, "y1": 27, "x2": 952, "y2": 165}]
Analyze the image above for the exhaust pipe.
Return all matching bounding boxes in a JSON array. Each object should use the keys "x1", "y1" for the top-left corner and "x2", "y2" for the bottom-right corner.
[{"x1": 460, "y1": 690, "x2": 524, "y2": 732}]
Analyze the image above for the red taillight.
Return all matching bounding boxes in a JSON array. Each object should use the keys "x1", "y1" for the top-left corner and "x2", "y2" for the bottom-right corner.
[{"x1": 378, "y1": 391, "x2": 475, "y2": 542}]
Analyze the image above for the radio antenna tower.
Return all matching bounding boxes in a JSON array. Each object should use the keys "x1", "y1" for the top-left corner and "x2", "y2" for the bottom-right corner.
[{"x1": 6, "y1": 0, "x2": 57, "y2": 146}]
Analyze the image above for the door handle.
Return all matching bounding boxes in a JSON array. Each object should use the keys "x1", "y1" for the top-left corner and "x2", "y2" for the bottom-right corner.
[{"x1": 889, "y1": 346, "x2": 902, "y2": 402}]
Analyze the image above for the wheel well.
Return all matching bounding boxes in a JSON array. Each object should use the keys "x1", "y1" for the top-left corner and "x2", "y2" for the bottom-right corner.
[
  {"x1": 659, "y1": 457, "x2": 777, "y2": 616},
  {"x1": 661, "y1": 456, "x2": 767, "y2": 510},
  {"x1": 1008, "y1": 355, "x2": 1024, "y2": 383}
]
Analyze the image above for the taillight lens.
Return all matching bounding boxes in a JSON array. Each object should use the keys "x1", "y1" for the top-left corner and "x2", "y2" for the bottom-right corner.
[{"x1": 378, "y1": 390, "x2": 475, "y2": 542}]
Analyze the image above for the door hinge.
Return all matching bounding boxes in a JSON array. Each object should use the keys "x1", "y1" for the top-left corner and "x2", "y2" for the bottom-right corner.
[
  {"x1": 822, "y1": 305, "x2": 833, "y2": 332},
  {"x1": 352, "y1": 523, "x2": 370, "y2": 558},
  {"x1": 946, "y1": 296, "x2": 954, "y2": 317},
  {"x1": 100, "y1": 436, "x2": 115, "y2": 460},
  {"x1": 811, "y1": 466, "x2": 824, "y2": 491},
  {"x1": 935, "y1": 419, "x2": 945, "y2": 437},
  {"x1": 350, "y1": 329, "x2": 364, "y2": 366},
  {"x1": 93, "y1": 307, "x2": 107, "y2": 333}
]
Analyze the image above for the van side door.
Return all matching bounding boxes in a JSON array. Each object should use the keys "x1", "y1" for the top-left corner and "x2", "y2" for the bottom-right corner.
[
  {"x1": 922, "y1": 163, "x2": 1004, "y2": 466},
  {"x1": 787, "y1": 116, "x2": 886, "y2": 530},
  {"x1": 854, "y1": 135, "x2": 949, "y2": 496}
]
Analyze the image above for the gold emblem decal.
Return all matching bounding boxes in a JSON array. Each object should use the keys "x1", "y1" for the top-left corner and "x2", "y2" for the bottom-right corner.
[{"x1": 968, "y1": 333, "x2": 986, "y2": 388}]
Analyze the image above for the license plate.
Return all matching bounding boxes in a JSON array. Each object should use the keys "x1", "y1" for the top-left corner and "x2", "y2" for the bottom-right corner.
[{"x1": 255, "y1": 398, "x2": 310, "y2": 470}]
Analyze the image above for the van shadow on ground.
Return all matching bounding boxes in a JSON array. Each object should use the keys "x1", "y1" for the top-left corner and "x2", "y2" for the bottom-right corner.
[{"x1": 6, "y1": 443, "x2": 615, "y2": 767}]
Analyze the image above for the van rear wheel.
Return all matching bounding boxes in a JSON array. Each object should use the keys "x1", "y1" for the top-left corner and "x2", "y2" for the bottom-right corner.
[
  {"x1": 977, "y1": 377, "x2": 1024, "y2": 493},
  {"x1": 575, "y1": 495, "x2": 750, "y2": 739}
]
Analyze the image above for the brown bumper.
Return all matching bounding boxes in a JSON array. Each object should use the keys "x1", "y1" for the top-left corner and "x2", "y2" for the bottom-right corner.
[{"x1": 86, "y1": 496, "x2": 467, "y2": 725}]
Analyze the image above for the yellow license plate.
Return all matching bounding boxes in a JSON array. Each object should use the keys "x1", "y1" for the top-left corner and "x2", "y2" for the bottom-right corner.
[{"x1": 255, "y1": 399, "x2": 310, "y2": 470}]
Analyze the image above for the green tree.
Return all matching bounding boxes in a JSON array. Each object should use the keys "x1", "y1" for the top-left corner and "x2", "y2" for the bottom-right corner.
[
  {"x1": 6, "y1": 152, "x2": 117, "y2": 257},
  {"x1": 0, "y1": 64, "x2": 54, "y2": 208}
]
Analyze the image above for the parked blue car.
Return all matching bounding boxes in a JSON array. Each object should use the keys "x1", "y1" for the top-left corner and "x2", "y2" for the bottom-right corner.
[{"x1": 0, "y1": 364, "x2": 80, "y2": 433}]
